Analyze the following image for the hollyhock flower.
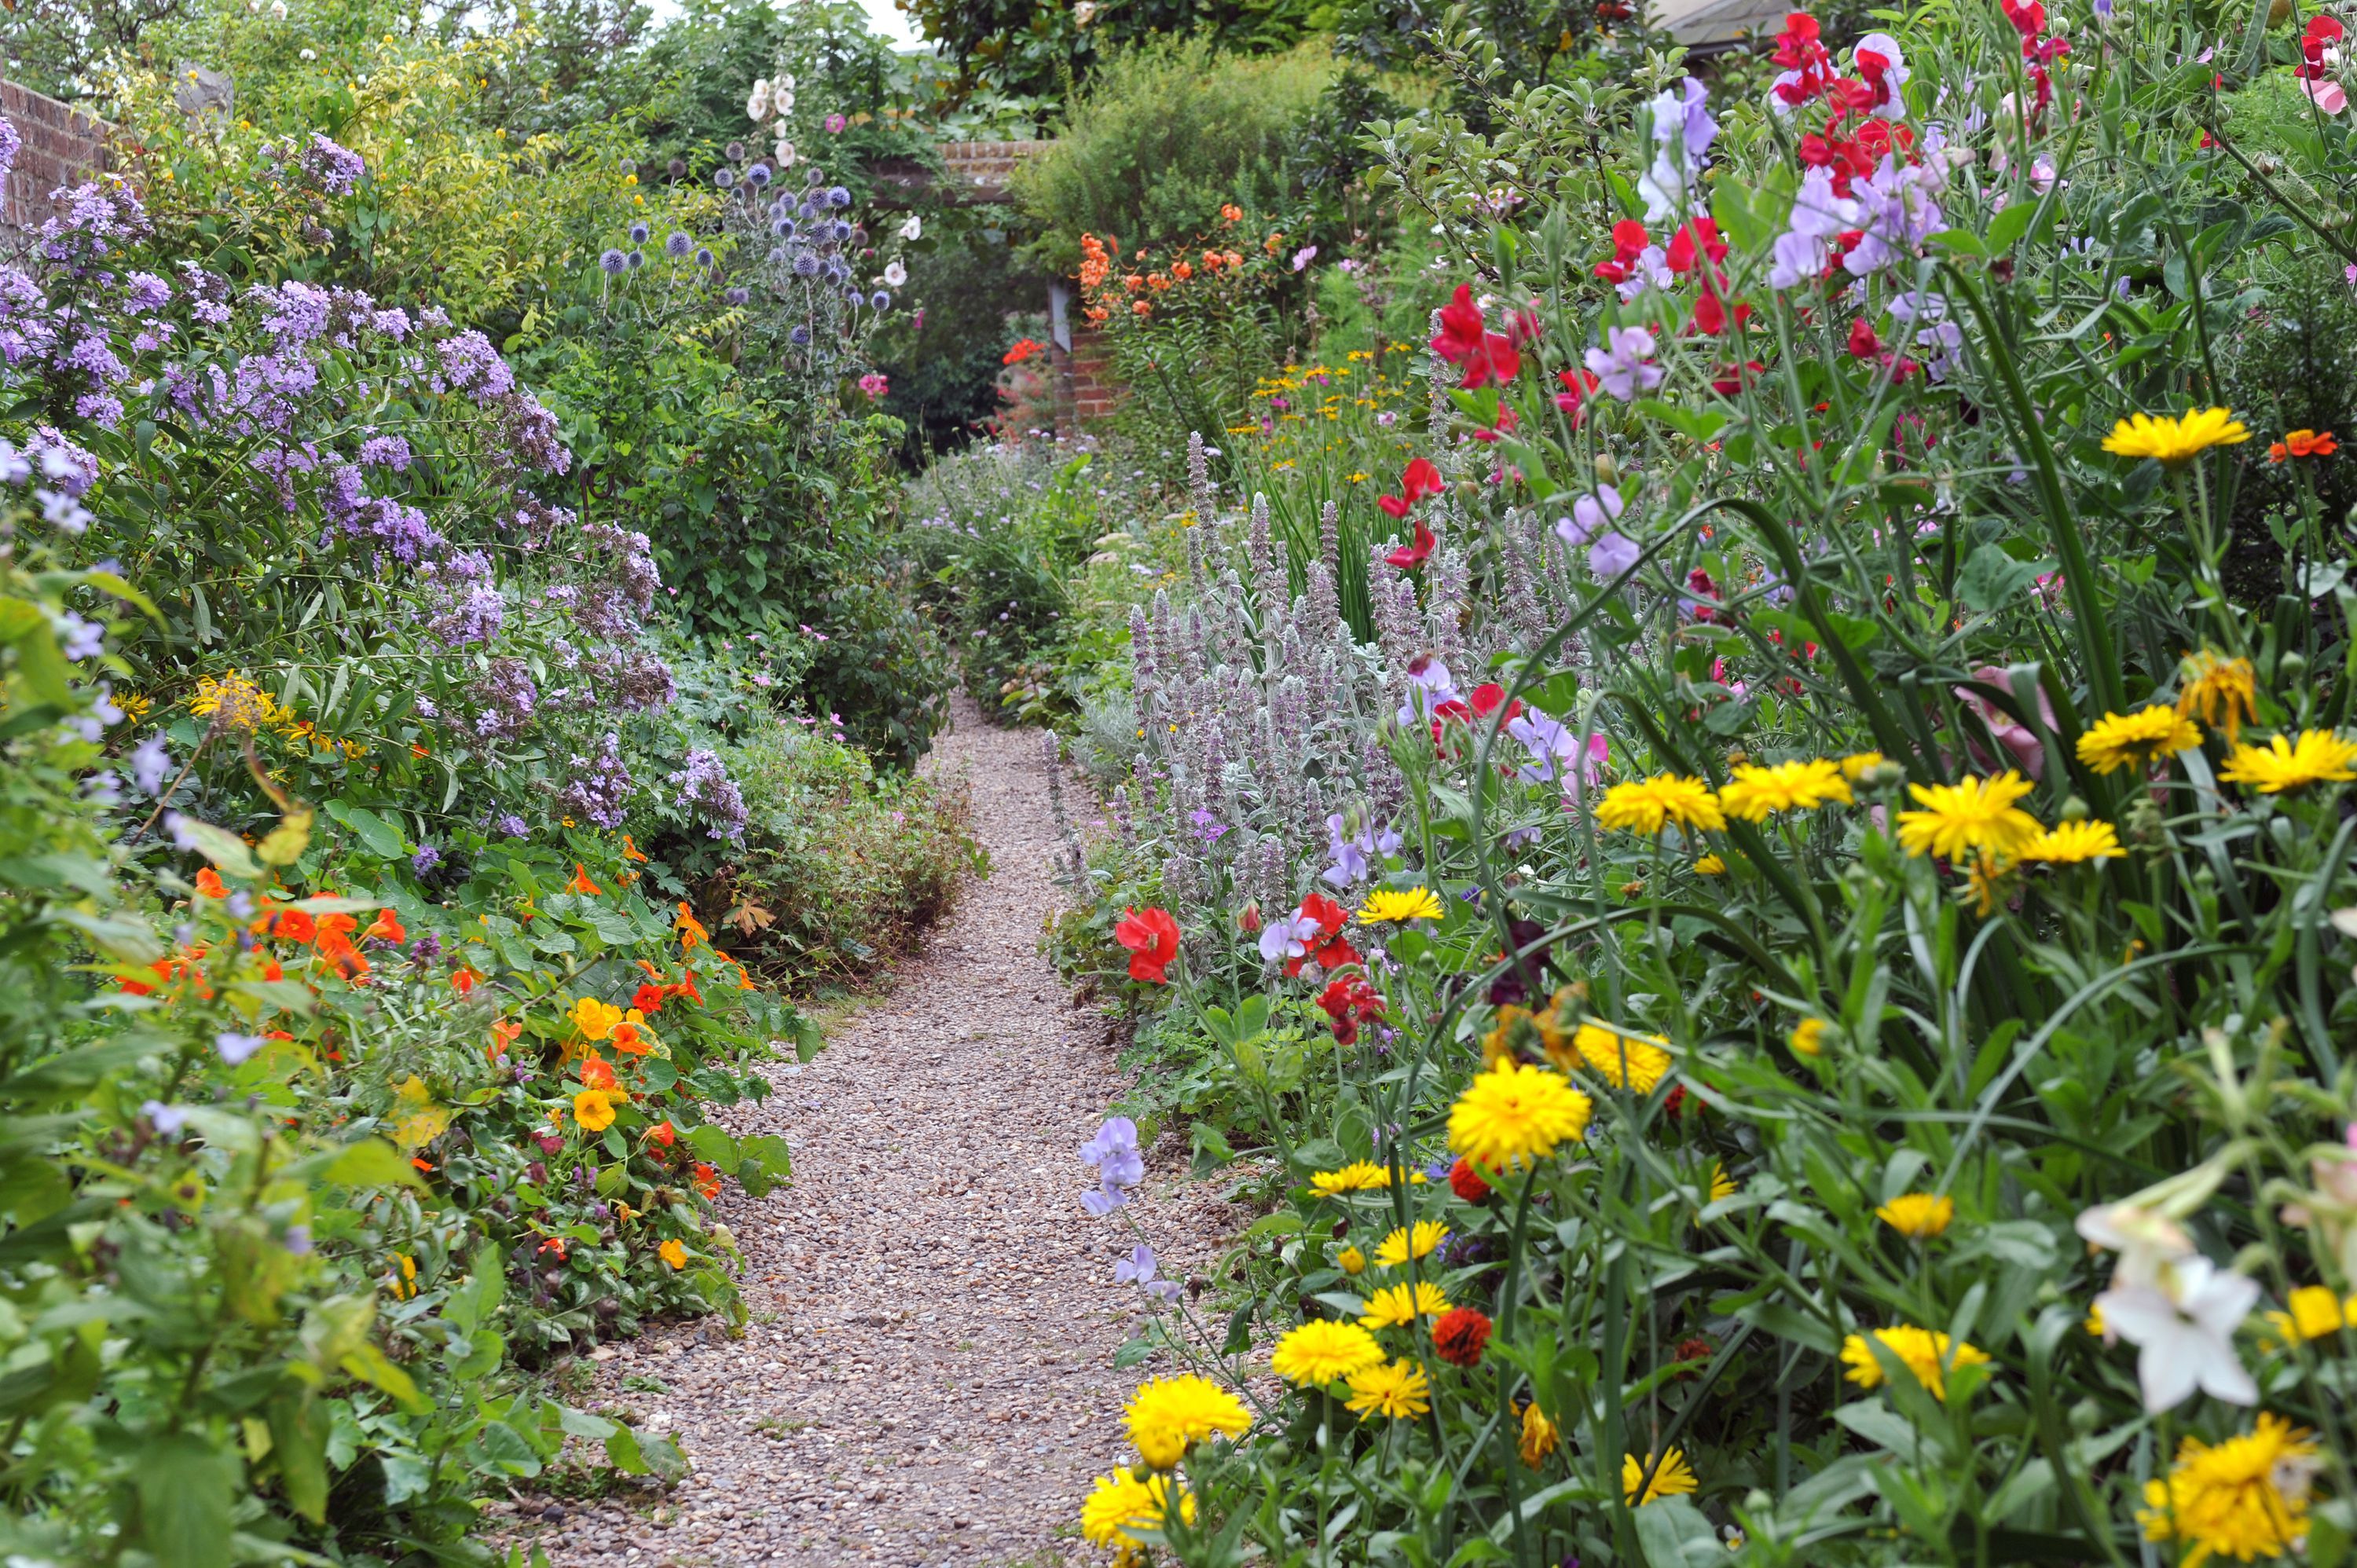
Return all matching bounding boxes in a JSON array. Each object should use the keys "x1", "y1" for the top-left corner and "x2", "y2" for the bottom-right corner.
[
  {"x1": 1080, "y1": 1117, "x2": 1145, "y2": 1214},
  {"x1": 1585, "y1": 326, "x2": 1662, "y2": 400},
  {"x1": 1113, "y1": 907, "x2": 1180, "y2": 984},
  {"x1": 857, "y1": 372, "x2": 889, "y2": 397},
  {"x1": 1956, "y1": 665, "x2": 2057, "y2": 779}
]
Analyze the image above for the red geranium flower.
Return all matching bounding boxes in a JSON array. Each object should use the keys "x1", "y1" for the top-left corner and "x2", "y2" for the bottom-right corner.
[
  {"x1": 1113, "y1": 907, "x2": 1181, "y2": 984},
  {"x1": 1449, "y1": 1156, "x2": 1493, "y2": 1203},
  {"x1": 1432, "y1": 1306, "x2": 1493, "y2": 1366}
]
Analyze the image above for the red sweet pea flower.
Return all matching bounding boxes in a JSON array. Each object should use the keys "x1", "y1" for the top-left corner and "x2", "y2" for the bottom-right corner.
[
  {"x1": 1113, "y1": 907, "x2": 1181, "y2": 984},
  {"x1": 1301, "y1": 893, "x2": 1347, "y2": 940},
  {"x1": 1385, "y1": 520, "x2": 1438, "y2": 570},
  {"x1": 1556, "y1": 368, "x2": 1600, "y2": 423},
  {"x1": 1710, "y1": 359, "x2": 1765, "y2": 395},
  {"x1": 1466, "y1": 683, "x2": 1526, "y2": 724},
  {"x1": 1470, "y1": 403, "x2": 1519, "y2": 443},
  {"x1": 1316, "y1": 975, "x2": 1387, "y2": 1044},
  {"x1": 1663, "y1": 218, "x2": 1728, "y2": 274},
  {"x1": 1402, "y1": 456, "x2": 1443, "y2": 500},
  {"x1": 1593, "y1": 219, "x2": 1651, "y2": 283},
  {"x1": 1430, "y1": 284, "x2": 1523, "y2": 387},
  {"x1": 1846, "y1": 318, "x2": 1881, "y2": 357},
  {"x1": 1449, "y1": 1156, "x2": 1494, "y2": 1203},
  {"x1": 1690, "y1": 287, "x2": 1752, "y2": 338},
  {"x1": 1432, "y1": 1306, "x2": 1493, "y2": 1366}
]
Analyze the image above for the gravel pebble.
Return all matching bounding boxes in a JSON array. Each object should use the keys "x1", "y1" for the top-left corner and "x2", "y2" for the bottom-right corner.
[{"x1": 519, "y1": 700, "x2": 1234, "y2": 1566}]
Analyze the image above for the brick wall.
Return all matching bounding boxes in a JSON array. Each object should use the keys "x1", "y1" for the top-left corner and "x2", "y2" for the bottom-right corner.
[
  {"x1": 1065, "y1": 328, "x2": 1121, "y2": 430},
  {"x1": 934, "y1": 139, "x2": 1046, "y2": 205},
  {"x1": 0, "y1": 80, "x2": 116, "y2": 231}
]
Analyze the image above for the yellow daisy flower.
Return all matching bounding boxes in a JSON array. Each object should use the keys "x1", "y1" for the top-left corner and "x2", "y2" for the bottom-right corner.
[
  {"x1": 1894, "y1": 771, "x2": 2042, "y2": 860},
  {"x1": 2219, "y1": 731, "x2": 2357, "y2": 793},
  {"x1": 1840, "y1": 1325, "x2": 1991, "y2": 1401},
  {"x1": 1124, "y1": 1375, "x2": 1251, "y2": 1469},
  {"x1": 1080, "y1": 1470, "x2": 1195, "y2": 1548},
  {"x1": 2139, "y1": 1414, "x2": 2318, "y2": 1568},
  {"x1": 1717, "y1": 758, "x2": 1853, "y2": 821},
  {"x1": 1311, "y1": 1161, "x2": 1393, "y2": 1195},
  {"x1": 1358, "y1": 1280, "x2": 1450, "y2": 1329},
  {"x1": 2077, "y1": 705, "x2": 2203, "y2": 775},
  {"x1": 1563, "y1": 1021, "x2": 1672, "y2": 1093},
  {"x1": 1694, "y1": 853, "x2": 1727, "y2": 874},
  {"x1": 1788, "y1": 1017, "x2": 1829, "y2": 1057},
  {"x1": 2101, "y1": 407, "x2": 2252, "y2": 464},
  {"x1": 1357, "y1": 887, "x2": 1444, "y2": 924},
  {"x1": 1336, "y1": 1245, "x2": 1366, "y2": 1275},
  {"x1": 1593, "y1": 773, "x2": 1726, "y2": 834},
  {"x1": 1875, "y1": 1192, "x2": 1955, "y2": 1239},
  {"x1": 1623, "y1": 1446, "x2": 1699, "y2": 1506},
  {"x1": 1840, "y1": 750, "x2": 1886, "y2": 780},
  {"x1": 2020, "y1": 820, "x2": 2124, "y2": 864},
  {"x1": 1270, "y1": 1320, "x2": 1385, "y2": 1386},
  {"x1": 2178, "y1": 650, "x2": 2258, "y2": 742},
  {"x1": 1449, "y1": 1061, "x2": 1593, "y2": 1171},
  {"x1": 2263, "y1": 1284, "x2": 2357, "y2": 1345},
  {"x1": 1343, "y1": 1358, "x2": 1431, "y2": 1420},
  {"x1": 1518, "y1": 1401, "x2": 1559, "y2": 1467},
  {"x1": 1372, "y1": 1220, "x2": 1450, "y2": 1268}
]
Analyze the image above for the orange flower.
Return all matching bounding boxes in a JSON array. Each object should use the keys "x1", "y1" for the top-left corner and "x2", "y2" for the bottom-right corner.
[
  {"x1": 2270, "y1": 428, "x2": 2339, "y2": 461},
  {"x1": 261, "y1": 959, "x2": 283, "y2": 982},
  {"x1": 1133, "y1": 300, "x2": 1152, "y2": 317},
  {"x1": 255, "y1": 907, "x2": 315, "y2": 943},
  {"x1": 316, "y1": 912, "x2": 357, "y2": 942},
  {"x1": 566, "y1": 863, "x2": 603, "y2": 895},
  {"x1": 194, "y1": 867, "x2": 228, "y2": 898},
  {"x1": 1085, "y1": 306, "x2": 1109, "y2": 324},
  {"x1": 676, "y1": 902, "x2": 709, "y2": 952},
  {"x1": 1148, "y1": 272, "x2": 1170, "y2": 291},
  {"x1": 452, "y1": 967, "x2": 483, "y2": 995},
  {"x1": 410, "y1": 1155, "x2": 435, "y2": 1174},
  {"x1": 410, "y1": 741, "x2": 431, "y2": 758},
  {"x1": 658, "y1": 1239, "x2": 687, "y2": 1269},
  {"x1": 489, "y1": 1019, "x2": 522, "y2": 1060},
  {"x1": 676, "y1": 967, "x2": 703, "y2": 1004},
  {"x1": 609, "y1": 1020, "x2": 651, "y2": 1056},
  {"x1": 318, "y1": 936, "x2": 367, "y2": 981},
  {"x1": 365, "y1": 908, "x2": 405, "y2": 943},
  {"x1": 1172, "y1": 260, "x2": 1193, "y2": 280},
  {"x1": 635, "y1": 957, "x2": 665, "y2": 981},
  {"x1": 621, "y1": 833, "x2": 649, "y2": 863},
  {"x1": 1124, "y1": 273, "x2": 1144, "y2": 292},
  {"x1": 537, "y1": 1236, "x2": 567, "y2": 1261},
  {"x1": 579, "y1": 1053, "x2": 619, "y2": 1091},
  {"x1": 1220, "y1": 203, "x2": 1242, "y2": 222},
  {"x1": 647, "y1": 1119, "x2": 676, "y2": 1148},
  {"x1": 693, "y1": 1162, "x2": 723, "y2": 1199}
]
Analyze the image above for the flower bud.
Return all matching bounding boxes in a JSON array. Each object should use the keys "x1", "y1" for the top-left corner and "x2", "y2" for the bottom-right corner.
[{"x1": 1594, "y1": 452, "x2": 1620, "y2": 485}]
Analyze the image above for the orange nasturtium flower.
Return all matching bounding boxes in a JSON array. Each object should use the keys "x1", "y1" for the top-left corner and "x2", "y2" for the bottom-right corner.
[
  {"x1": 621, "y1": 833, "x2": 650, "y2": 863},
  {"x1": 365, "y1": 907, "x2": 405, "y2": 942},
  {"x1": 675, "y1": 903, "x2": 709, "y2": 952},
  {"x1": 658, "y1": 1239, "x2": 688, "y2": 1269},
  {"x1": 2270, "y1": 428, "x2": 2340, "y2": 462},
  {"x1": 573, "y1": 1089, "x2": 617, "y2": 1131},
  {"x1": 452, "y1": 967, "x2": 483, "y2": 995},
  {"x1": 195, "y1": 867, "x2": 229, "y2": 898},
  {"x1": 579, "y1": 1053, "x2": 619, "y2": 1092},
  {"x1": 694, "y1": 1162, "x2": 724, "y2": 1200},
  {"x1": 566, "y1": 863, "x2": 603, "y2": 895},
  {"x1": 489, "y1": 1019, "x2": 522, "y2": 1060}
]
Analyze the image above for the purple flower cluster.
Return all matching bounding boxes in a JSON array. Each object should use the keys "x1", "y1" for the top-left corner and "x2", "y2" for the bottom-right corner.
[
  {"x1": 558, "y1": 731, "x2": 635, "y2": 830},
  {"x1": 470, "y1": 658, "x2": 539, "y2": 741},
  {"x1": 304, "y1": 132, "x2": 366, "y2": 194},
  {"x1": 668, "y1": 748, "x2": 748, "y2": 841}
]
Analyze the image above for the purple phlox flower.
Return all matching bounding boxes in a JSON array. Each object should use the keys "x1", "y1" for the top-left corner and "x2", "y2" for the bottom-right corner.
[
  {"x1": 1585, "y1": 327, "x2": 1662, "y2": 401},
  {"x1": 1554, "y1": 483, "x2": 1624, "y2": 547},
  {"x1": 27, "y1": 427, "x2": 97, "y2": 497},
  {"x1": 1080, "y1": 1117, "x2": 1144, "y2": 1215},
  {"x1": 493, "y1": 811, "x2": 530, "y2": 838},
  {"x1": 304, "y1": 132, "x2": 365, "y2": 193},
  {"x1": 669, "y1": 748, "x2": 749, "y2": 842},
  {"x1": 1589, "y1": 532, "x2": 1644, "y2": 580},
  {"x1": 142, "y1": 1100, "x2": 189, "y2": 1135},
  {"x1": 123, "y1": 271, "x2": 171, "y2": 313},
  {"x1": 1258, "y1": 907, "x2": 1322, "y2": 965},
  {"x1": 217, "y1": 1031, "x2": 264, "y2": 1065},
  {"x1": 163, "y1": 811, "x2": 202, "y2": 850},
  {"x1": 412, "y1": 843, "x2": 442, "y2": 875}
]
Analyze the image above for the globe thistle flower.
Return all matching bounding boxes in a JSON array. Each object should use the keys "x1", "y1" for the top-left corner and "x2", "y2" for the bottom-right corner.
[
  {"x1": 724, "y1": 141, "x2": 746, "y2": 161},
  {"x1": 793, "y1": 252, "x2": 821, "y2": 277},
  {"x1": 599, "y1": 249, "x2": 627, "y2": 274},
  {"x1": 790, "y1": 324, "x2": 812, "y2": 345},
  {"x1": 766, "y1": 245, "x2": 787, "y2": 264},
  {"x1": 629, "y1": 222, "x2": 651, "y2": 244},
  {"x1": 664, "y1": 230, "x2": 692, "y2": 258},
  {"x1": 772, "y1": 217, "x2": 795, "y2": 237},
  {"x1": 695, "y1": 247, "x2": 713, "y2": 266},
  {"x1": 827, "y1": 185, "x2": 852, "y2": 207},
  {"x1": 713, "y1": 167, "x2": 735, "y2": 188},
  {"x1": 871, "y1": 291, "x2": 890, "y2": 310},
  {"x1": 747, "y1": 162, "x2": 772, "y2": 185},
  {"x1": 625, "y1": 250, "x2": 644, "y2": 269},
  {"x1": 665, "y1": 157, "x2": 686, "y2": 179},
  {"x1": 724, "y1": 286, "x2": 749, "y2": 304}
]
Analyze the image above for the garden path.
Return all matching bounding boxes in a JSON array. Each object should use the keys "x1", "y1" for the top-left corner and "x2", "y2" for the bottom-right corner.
[{"x1": 519, "y1": 698, "x2": 1227, "y2": 1568}]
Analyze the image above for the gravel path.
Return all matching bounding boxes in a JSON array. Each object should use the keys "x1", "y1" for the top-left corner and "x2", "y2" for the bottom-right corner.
[{"x1": 499, "y1": 700, "x2": 1230, "y2": 1567}]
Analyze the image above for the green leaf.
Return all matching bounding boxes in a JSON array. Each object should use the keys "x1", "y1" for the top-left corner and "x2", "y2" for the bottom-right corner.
[
  {"x1": 685, "y1": 1124, "x2": 738, "y2": 1169},
  {"x1": 340, "y1": 1343, "x2": 428, "y2": 1413},
  {"x1": 170, "y1": 817, "x2": 262, "y2": 881},
  {"x1": 137, "y1": 1434, "x2": 239, "y2": 1568},
  {"x1": 321, "y1": 1138, "x2": 427, "y2": 1190},
  {"x1": 1632, "y1": 399, "x2": 1726, "y2": 445},
  {"x1": 1957, "y1": 543, "x2": 2049, "y2": 613},
  {"x1": 1929, "y1": 229, "x2": 1988, "y2": 258},
  {"x1": 735, "y1": 1134, "x2": 794, "y2": 1198},
  {"x1": 472, "y1": 1420, "x2": 546, "y2": 1478},
  {"x1": 1985, "y1": 200, "x2": 2038, "y2": 256},
  {"x1": 323, "y1": 801, "x2": 406, "y2": 860},
  {"x1": 1629, "y1": 1497, "x2": 1722, "y2": 1565},
  {"x1": 266, "y1": 1390, "x2": 332, "y2": 1523}
]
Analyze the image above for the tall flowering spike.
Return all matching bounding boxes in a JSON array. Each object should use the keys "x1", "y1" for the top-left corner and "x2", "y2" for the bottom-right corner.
[{"x1": 1187, "y1": 429, "x2": 1215, "y2": 527}]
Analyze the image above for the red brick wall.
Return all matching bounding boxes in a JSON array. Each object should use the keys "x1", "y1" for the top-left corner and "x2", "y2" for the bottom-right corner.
[
  {"x1": 1066, "y1": 328, "x2": 1121, "y2": 430},
  {"x1": 0, "y1": 80, "x2": 116, "y2": 231}
]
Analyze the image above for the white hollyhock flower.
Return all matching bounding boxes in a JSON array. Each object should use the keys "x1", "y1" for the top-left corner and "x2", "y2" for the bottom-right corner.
[
  {"x1": 899, "y1": 214, "x2": 922, "y2": 241},
  {"x1": 2093, "y1": 1255, "x2": 2259, "y2": 1413},
  {"x1": 775, "y1": 141, "x2": 797, "y2": 167},
  {"x1": 882, "y1": 260, "x2": 907, "y2": 287},
  {"x1": 747, "y1": 78, "x2": 771, "y2": 123},
  {"x1": 774, "y1": 87, "x2": 795, "y2": 113}
]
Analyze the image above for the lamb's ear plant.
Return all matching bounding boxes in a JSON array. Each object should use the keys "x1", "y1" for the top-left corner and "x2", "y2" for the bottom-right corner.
[{"x1": 1047, "y1": 0, "x2": 2357, "y2": 1562}]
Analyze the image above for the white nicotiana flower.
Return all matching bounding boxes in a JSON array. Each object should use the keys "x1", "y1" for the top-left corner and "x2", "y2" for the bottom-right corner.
[
  {"x1": 270, "y1": 0, "x2": 288, "y2": 15},
  {"x1": 2092, "y1": 1255, "x2": 2259, "y2": 1412},
  {"x1": 882, "y1": 260, "x2": 907, "y2": 288},
  {"x1": 2075, "y1": 1201, "x2": 2193, "y2": 1291},
  {"x1": 1075, "y1": 0, "x2": 1098, "y2": 22}
]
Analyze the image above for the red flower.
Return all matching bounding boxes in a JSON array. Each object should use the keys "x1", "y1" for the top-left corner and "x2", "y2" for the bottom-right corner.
[
  {"x1": 1301, "y1": 894, "x2": 1348, "y2": 940},
  {"x1": 1384, "y1": 520, "x2": 1438, "y2": 570},
  {"x1": 1663, "y1": 218, "x2": 1727, "y2": 274},
  {"x1": 1113, "y1": 907, "x2": 1181, "y2": 984},
  {"x1": 1429, "y1": 284, "x2": 1523, "y2": 387},
  {"x1": 1593, "y1": 219, "x2": 1650, "y2": 283},
  {"x1": 1846, "y1": 318, "x2": 1881, "y2": 358},
  {"x1": 632, "y1": 984, "x2": 667, "y2": 1013},
  {"x1": 1449, "y1": 1157, "x2": 1493, "y2": 1203},
  {"x1": 1470, "y1": 403, "x2": 1519, "y2": 443},
  {"x1": 1317, "y1": 975, "x2": 1387, "y2": 1044},
  {"x1": 1431, "y1": 1306, "x2": 1493, "y2": 1367},
  {"x1": 1402, "y1": 456, "x2": 1443, "y2": 500},
  {"x1": 1465, "y1": 683, "x2": 1526, "y2": 724},
  {"x1": 256, "y1": 907, "x2": 317, "y2": 943},
  {"x1": 1690, "y1": 287, "x2": 1751, "y2": 338},
  {"x1": 693, "y1": 1162, "x2": 723, "y2": 1200},
  {"x1": 1710, "y1": 359, "x2": 1765, "y2": 395},
  {"x1": 648, "y1": 1119, "x2": 676, "y2": 1148},
  {"x1": 1556, "y1": 368, "x2": 1600, "y2": 423},
  {"x1": 1002, "y1": 337, "x2": 1044, "y2": 365},
  {"x1": 365, "y1": 908, "x2": 406, "y2": 943}
]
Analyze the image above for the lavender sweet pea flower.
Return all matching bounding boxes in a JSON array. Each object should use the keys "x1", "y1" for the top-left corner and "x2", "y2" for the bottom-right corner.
[
  {"x1": 130, "y1": 732, "x2": 172, "y2": 795},
  {"x1": 1505, "y1": 709, "x2": 1579, "y2": 782},
  {"x1": 1259, "y1": 908, "x2": 1321, "y2": 964},
  {"x1": 1321, "y1": 814, "x2": 1369, "y2": 888},
  {"x1": 1589, "y1": 533, "x2": 1644, "y2": 580},
  {"x1": 283, "y1": 1225, "x2": 313, "y2": 1256},
  {"x1": 141, "y1": 1100, "x2": 189, "y2": 1135},
  {"x1": 1555, "y1": 484, "x2": 1624, "y2": 547},
  {"x1": 1585, "y1": 326, "x2": 1662, "y2": 401},
  {"x1": 1080, "y1": 1117, "x2": 1145, "y2": 1215},
  {"x1": 217, "y1": 1031, "x2": 264, "y2": 1065},
  {"x1": 1115, "y1": 1243, "x2": 1158, "y2": 1283}
]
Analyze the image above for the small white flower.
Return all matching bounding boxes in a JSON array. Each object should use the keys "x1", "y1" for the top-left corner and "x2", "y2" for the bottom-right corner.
[
  {"x1": 299, "y1": 46, "x2": 317, "y2": 58},
  {"x1": 775, "y1": 141, "x2": 797, "y2": 167},
  {"x1": 2093, "y1": 1255, "x2": 2258, "y2": 1413},
  {"x1": 899, "y1": 214, "x2": 922, "y2": 241},
  {"x1": 882, "y1": 260, "x2": 907, "y2": 287},
  {"x1": 1075, "y1": 0, "x2": 1098, "y2": 21}
]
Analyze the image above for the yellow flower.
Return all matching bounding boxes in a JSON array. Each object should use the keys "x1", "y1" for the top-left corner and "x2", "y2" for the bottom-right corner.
[
  {"x1": 2139, "y1": 1414, "x2": 2319, "y2": 1568},
  {"x1": 1311, "y1": 1161, "x2": 1394, "y2": 1195},
  {"x1": 2077, "y1": 706, "x2": 2202, "y2": 775},
  {"x1": 2263, "y1": 1284, "x2": 2357, "y2": 1345},
  {"x1": 2102, "y1": 407, "x2": 2253, "y2": 464},
  {"x1": 1875, "y1": 1192, "x2": 1955, "y2": 1239},
  {"x1": 1343, "y1": 1358, "x2": 1431, "y2": 1420},
  {"x1": 2220, "y1": 730, "x2": 2357, "y2": 793},
  {"x1": 1894, "y1": 771, "x2": 2041, "y2": 860},
  {"x1": 1358, "y1": 1280, "x2": 1450, "y2": 1329},
  {"x1": 1623, "y1": 1446, "x2": 1699, "y2": 1506},
  {"x1": 1718, "y1": 758, "x2": 1853, "y2": 821},
  {"x1": 1694, "y1": 853, "x2": 1727, "y2": 874},
  {"x1": 1372, "y1": 1220, "x2": 1451, "y2": 1268},
  {"x1": 1564, "y1": 1022, "x2": 1672, "y2": 1093},
  {"x1": 189, "y1": 672, "x2": 295, "y2": 735},
  {"x1": 2179, "y1": 650, "x2": 2258, "y2": 742},
  {"x1": 1840, "y1": 750, "x2": 1886, "y2": 780},
  {"x1": 658, "y1": 1238, "x2": 687, "y2": 1269},
  {"x1": 570, "y1": 995, "x2": 624, "y2": 1041},
  {"x1": 1840, "y1": 1326, "x2": 1992, "y2": 1401},
  {"x1": 1336, "y1": 1245, "x2": 1366, "y2": 1276},
  {"x1": 1449, "y1": 1060, "x2": 1593, "y2": 1171},
  {"x1": 1124, "y1": 1375, "x2": 1252, "y2": 1469},
  {"x1": 1357, "y1": 887, "x2": 1444, "y2": 923},
  {"x1": 1270, "y1": 1320, "x2": 1386, "y2": 1386},
  {"x1": 1594, "y1": 774, "x2": 1725, "y2": 835},
  {"x1": 572, "y1": 1090, "x2": 617, "y2": 1131},
  {"x1": 1789, "y1": 1017, "x2": 1828, "y2": 1057},
  {"x1": 1080, "y1": 1470, "x2": 1195, "y2": 1548},
  {"x1": 2086, "y1": 1302, "x2": 2106, "y2": 1337},
  {"x1": 115, "y1": 692, "x2": 152, "y2": 725},
  {"x1": 1707, "y1": 1161, "x2": 1737, "y2": 1202},
  {"x1": 1517, "y1": 1402, "x2": 1559, "y2": 1467},
  {"x1": 2020, "y1": 820, "x2": 2124, "y2": 865}
]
